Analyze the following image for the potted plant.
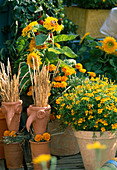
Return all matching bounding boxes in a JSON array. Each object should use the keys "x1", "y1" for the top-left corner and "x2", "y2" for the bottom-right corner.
[
  {"x1": 26, "y1": 61, "x2": 60, "y2": 135},
  {"x1": 64, "y1": 0, "x2": 117, "y2": 37},
  {"x1": 30, "y1": 132, "x2": 51, "y2": 170},
  {"x1": 1, "y1": 130, "x2": 25, "y2": 169},
  {"x1": 56, "y1": 63, "x2": 117, "y2": 170},
  {"x1": 0, "y1": 59, "x2": 29, "y2": 132}
]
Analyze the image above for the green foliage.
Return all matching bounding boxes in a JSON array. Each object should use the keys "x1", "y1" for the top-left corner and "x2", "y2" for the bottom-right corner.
[{"x1": 64, "y1": 0, "x2": 117, "y2": 9}]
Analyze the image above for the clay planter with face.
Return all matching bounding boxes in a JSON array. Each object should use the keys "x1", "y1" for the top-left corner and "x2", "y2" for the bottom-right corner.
[
  {"x1": 0, "y1": 108, "x2": 8, "y2": 159},
  {"x1": 1, "y1": 100, "x2": 22, "y2": 132},
  {"x1": 26, "y1": 105, "x2": 51, "y2": 135}
]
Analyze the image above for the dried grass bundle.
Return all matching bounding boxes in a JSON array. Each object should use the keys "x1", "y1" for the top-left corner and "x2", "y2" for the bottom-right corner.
[
  {"x1": 0, "y1": 59, "x2": 29, "y2": 102},
  {"x1": 29, "y1": 60, "x2": 60, "y2": 107}
]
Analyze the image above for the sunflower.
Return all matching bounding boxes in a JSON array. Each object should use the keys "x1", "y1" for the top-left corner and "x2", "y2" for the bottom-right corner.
[
  {"x1": 102, "y1": 37, "x2": 117, "y2": 54},
  {"x1": 22, "y1": 21, "x2": 38, "y2": 37},
  {"x1": 80, "y1": 32, "x2": 90, "y2": 44},
  {"x1": 29, "y1": 38, "x2": 47, "y2": 52},
  {"x1": 27, "y1": 52, "x2": 42, "y2": 69},
  {"x1": 43, "y1": 17, "x2": 63, "y2": 32}
]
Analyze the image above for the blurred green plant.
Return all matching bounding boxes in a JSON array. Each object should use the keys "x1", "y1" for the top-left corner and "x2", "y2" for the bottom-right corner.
[{"x1": 64, "y1": 0, "x2": 117, "y2": 9}]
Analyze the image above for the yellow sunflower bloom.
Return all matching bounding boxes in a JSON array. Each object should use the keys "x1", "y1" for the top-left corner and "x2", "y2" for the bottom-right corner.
[
  {"x1": 27, "y1": 52, "x2": 42, "y2": 69},
  {"x1": 33, "y1": 154, "x2": 51, "y2": 164},
  {"x1": 43, "y1": 17, "x2": 63, "y2": 32},
  {"x1": 102, "y1": 37, "x2": 117, "y2": 54}
]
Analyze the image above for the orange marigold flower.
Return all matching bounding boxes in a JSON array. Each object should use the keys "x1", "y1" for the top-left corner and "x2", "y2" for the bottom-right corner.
[
  {"x1": 79, "y1": 69, "x2": 86, "y2": 73},
  {"x1": 35, "y1": 134, "x2": 43, "y2": 142},
  {"x1": 9, "y1": 131, "x2": 16, "y2": 137},
  {"x1": 4, "y1": 130, "x2": 10, "y2": 137},
  {"x1": 49, "y1": 64, "x2": 56, "y2": 72},
  {"x1": 87, "y1": 72, "x2": 96, "y2": 77},
  {"x1": 27, "y1": 91, "x2": 32, "y2": 96},
  {"x1": 60, "y1": 81, "x2": 67, "y2": 88},
  {"x1": 43, "y1": 133, "x2": 50, "y2": 141},
  {"x1": 54, "y1": 76, "x2": 61, "y2": 81},
  {"x1": 61, "y1": 76, "x2": 68, "y2": 82},
  {"x1": 75, "y1": 63, "x2": 83, "y2": 70}
]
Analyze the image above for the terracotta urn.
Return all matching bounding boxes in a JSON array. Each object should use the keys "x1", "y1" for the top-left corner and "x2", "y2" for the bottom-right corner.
[
  {"x1": 26, "y1": 105, "x2": 51, "y2": 134},
  {"x1": 1, "y1": 100, "x2": 22, "y2": 132},
  {"x1": 4, "y1": 142, "x2": 23, "y2": 169},
  {"x1": 75, "y1": 131, "x2": 117, "y2": 170},
  {"x1": 30, "y1": 140, "x2": 50, "y2": 170},
  {"x1": 0, "y1": 108, "x2": 8, "y2": 159}
]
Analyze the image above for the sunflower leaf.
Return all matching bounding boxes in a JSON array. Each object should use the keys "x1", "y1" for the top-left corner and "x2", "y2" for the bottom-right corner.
[
  {"x1": 35, "y1": 34, "x2": 48, "y2": 46},
  {"x1": 54, "y1": 34, "x2": 78, "y2": 43}
]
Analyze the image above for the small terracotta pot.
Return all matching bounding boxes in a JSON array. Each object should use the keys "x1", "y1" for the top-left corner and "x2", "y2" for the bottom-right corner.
[
  {"x1": 30, "y1": 140, "x2": 50, "y2": 170},
  {"x1": 0, "y1": 108, "x2": 8, "y2": 159},
  {"x1": 1, "y1": 100, "x2": 22, "y2": 132},
  {"x1": 4, "y1": 142, "x2": 23, "y2": 169},
  {"x1": 75, "y1": 131, "x2": 117, "y2": 170},
  {"x1": 26, "y1": 105, "x2": 51, "y2": 134},
  {"x1": 48, "y1": 120, "x2": 80, "y2": 156}
]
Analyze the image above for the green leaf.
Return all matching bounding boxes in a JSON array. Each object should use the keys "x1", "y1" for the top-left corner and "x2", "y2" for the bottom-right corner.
[
  {"x1": 28, "y1": 5, "x2": 36, "y2": 12},
  {"x1": 109, "y1": 58, "x2": 117, "y2": 67},
  {"x1": 35, "y1": 24, "x2": 47, "y2": 33},
  {"x1": 48, "y1": 48, "x2": 64, "y2": 54},
  {"x1": 62, "y1": 46, "x2": 77, "y2": 58},
  {"x1": 54, "y1": 34, "x2": 78, "y2": 43},
  {"x1": 35, "y1": 34, "x2": 48, "y2": 46}
]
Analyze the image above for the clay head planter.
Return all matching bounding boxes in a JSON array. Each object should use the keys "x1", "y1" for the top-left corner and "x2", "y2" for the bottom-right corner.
[
  {"x1": 1, "y1": 100, "x2": 22, "y2": 132},
  {"x1": 26, "y1": 105, "x2": 51, "y2": 134}
]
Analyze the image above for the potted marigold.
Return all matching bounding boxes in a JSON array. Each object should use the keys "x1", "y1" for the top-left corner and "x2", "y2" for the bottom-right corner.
[
  {"x1": 30, "y1": 132, "x2": 51, "y2": 170},
  {"x1": 1, "y1": 130, "x2": 25, "y2": 169},
  {"x1": 56, "y1": 65, "x2": 117, "y2": 170}
]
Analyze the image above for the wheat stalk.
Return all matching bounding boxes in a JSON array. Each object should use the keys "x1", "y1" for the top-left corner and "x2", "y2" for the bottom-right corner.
[
  {"x1": 28, "y1": 60, "x2": 60, "y2": 107},
  {"x1": 0, "y1": 59, "x2": 29, "y2": 102}
]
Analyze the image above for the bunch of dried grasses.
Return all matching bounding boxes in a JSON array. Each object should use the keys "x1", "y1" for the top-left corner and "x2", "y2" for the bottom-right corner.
[
  {"x1": 28, "y1": 59, "x2": 60, "y2": 107},
  {"x1": 0, "y1": 59, "x2": 29, "y2": 102}
]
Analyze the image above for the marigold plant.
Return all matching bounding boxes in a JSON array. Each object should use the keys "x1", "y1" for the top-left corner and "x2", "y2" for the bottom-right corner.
[
  {"x1": 56, "y1": 75, "x2": 117, "y2": 132},
  {"x1": 34, "y1": 133, "x2": 51, "y2": 142}
]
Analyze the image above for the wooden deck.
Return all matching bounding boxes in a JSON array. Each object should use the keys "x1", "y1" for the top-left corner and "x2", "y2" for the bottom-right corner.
[{"x1": 0, "y1": 153, "x2": 85, "y2": 170}]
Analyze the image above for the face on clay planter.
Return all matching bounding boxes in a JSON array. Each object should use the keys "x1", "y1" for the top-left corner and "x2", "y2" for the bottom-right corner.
[
  {"x1": 1, "y1": 101, "x2": 22, "y2": 132},
  {"x1": 26, "y1": 105, "x2": 51, "y2": 135}
]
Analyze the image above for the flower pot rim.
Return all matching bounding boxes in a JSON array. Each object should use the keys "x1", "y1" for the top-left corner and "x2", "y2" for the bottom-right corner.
[
  {"x1": 2, "y1": 100, "x2": 22, "y2": 105},
  {"x1": 28, "y1": 104, "x2": 51, "y2": 110},
  {"x1": 29, "y1": 140, "x2": 51, "y2": 145}
]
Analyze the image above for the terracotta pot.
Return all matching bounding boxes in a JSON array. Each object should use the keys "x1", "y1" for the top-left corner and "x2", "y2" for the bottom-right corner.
[
  {"x1": 48, "y1": 120, "x2": 80, "y2": 156},
  {"x1": 4, "y1": 142, "x2": 23, "y2": 169},
  {"x1": 75, "y1": 131, "x2": 117, "y2": 170},
  {"x1": 0, "y1": 108, "x2": 8, "y2": 159},
  {"x1": 1, "y1": 100, "x2": 22, "y2": 132},
  {"x1": 26, "y1": 105, "x2": 51, "y2": 135},
  {"x1": 30, "y1": 140, "x2": 50, "y2": 170}
]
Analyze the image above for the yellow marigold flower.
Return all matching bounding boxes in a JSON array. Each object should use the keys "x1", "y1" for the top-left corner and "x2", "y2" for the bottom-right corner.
[
  {"x1": 35, "y1": 134, "x2": 43, "y2": 142},
  {"x1": 33, "y1": 154, "x2": 51, "y2": 164},
  {"x1": 88, "y1": 115, "x2": 93, "y2": 120},
  {"x1": 43, "y1": 133, "x2": 51, "y2": 142},
  {"x1": 102, "y1": 37, "x2": 117, "y2": 54},
  {"x1": 81, "y1": 97, "x2": 89, "y2": 101},
  {"x1": 56, "y1": 115, "x2": 61, "y2": 119},
  {"x1": 27, "y1": 52, "x2": 42, "y2": 69},
  {"x1": 43, "y1": 17, "x2": 63, "y2": 32},
  {"x1": 79, "y1": 68, "x2": 86, "y2": 73},
  {"x1": 83, "y1": 125, "x2": 87, "y2": 130},
  {"x1": 4, "y1": 130, "x2": 10, "y2": 136},
  {"x1": 98, "y1": 109, "x2": 103, "y2": 114},
  {"x1": 87, "y1": 141, "x2": 107, "y2": 150},
  {"x1": 101, "y1": 127, "x2": 106, "y2": 132},
  {"x1": 111, "y1": 123, "x2": 117, "y2": 129},
  {"x1": 80, "y1": 32, "x2": 90, "y2": 44},
  {"x1": 87, "y1": 72, "x2": 96, "y2": 77},
  {"x1": 61, "y1": 103, "x2": 65, "y2": 107},
  {"x1": 95, "y1": 96, "x2": 101, "y2": 101},
  {"x1": 9, "y1": 131, "x2": 16, "y2": 137},
  {"x1": 104, "y1": 113, "x2": 109, "y2": 117},
  {"x1": 85, "y1": 110, "x2": 88, "y2": 116},
  {"x1": 60, "y1": 81, "x2": 67, "y2": 88},
  {"x1": 64, "y1": 93, "x2": 68, "y2": 96},
  {"x1": 75, "y1": 63, "x2": 83, "y2": 70},
  {"x1": 49, "y1": 64, "x2": 56, "y2": 72}
]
